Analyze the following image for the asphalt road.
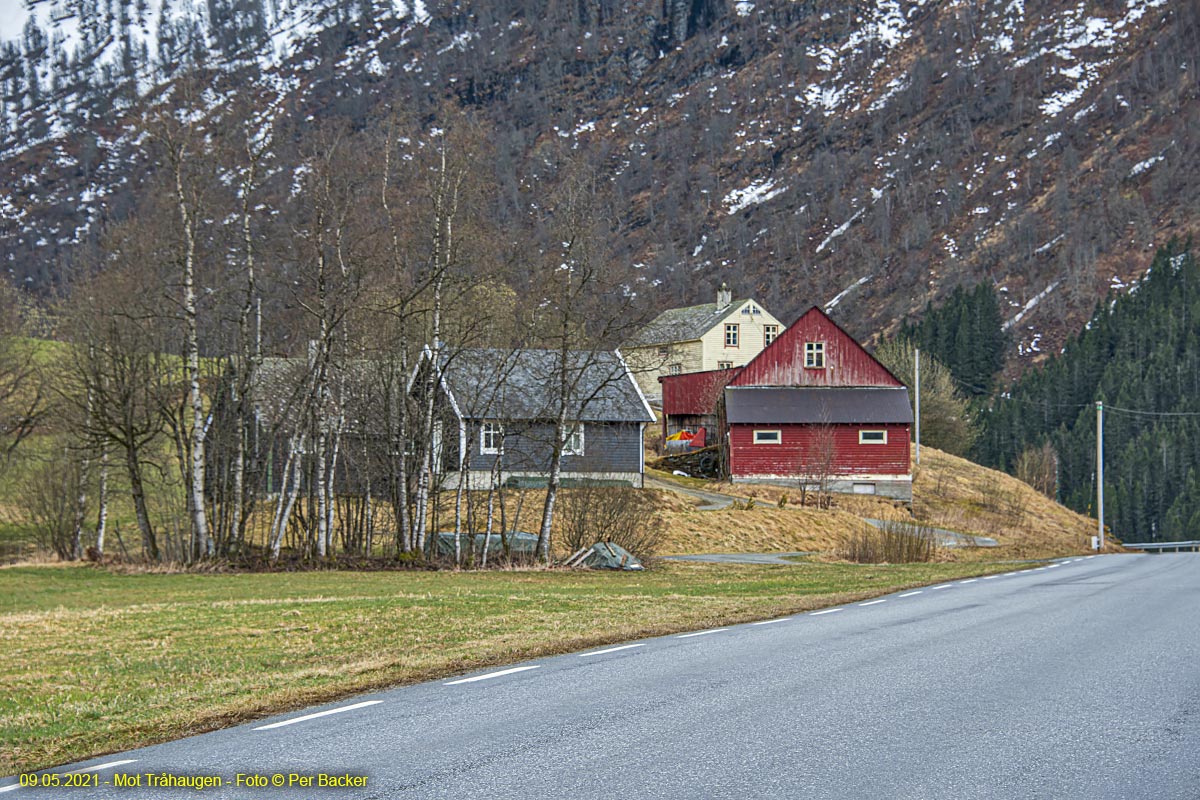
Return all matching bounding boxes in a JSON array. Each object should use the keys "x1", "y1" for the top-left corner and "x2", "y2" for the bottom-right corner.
[{"x1": 6, "y1": 554, "x2": 1199, "y2": 799}]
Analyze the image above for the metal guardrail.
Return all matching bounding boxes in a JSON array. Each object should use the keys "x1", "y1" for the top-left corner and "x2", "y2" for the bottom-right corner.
[{"x1": 1122, "y1": 540, "x2": 1200, "y2": 552}]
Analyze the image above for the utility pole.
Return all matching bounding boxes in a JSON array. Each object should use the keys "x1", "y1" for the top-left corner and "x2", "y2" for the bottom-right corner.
[
  {"x1": 914, "y1": 348, "x2": 921, "y2": 465},
  {"x1": 1096, "y1": 400, "x2": 1104, "y2": 550}
]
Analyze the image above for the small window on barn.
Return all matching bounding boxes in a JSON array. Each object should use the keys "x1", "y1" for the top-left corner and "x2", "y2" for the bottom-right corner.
[
  {"x1": 763, "y1": 325, "x2": 779, "y2": 346},
  {"x1": 753, "y1": 429, "x2": 781, "y2": 445},
  {"x1": 859, "y1": 430, "x2": 887, "y2": 445},
  {"x1": 481, "y1": 421, "x2": 504, "y2": 454},
  {"x1": 564, "y1": 424, "x2": 585, "y2": 456},
  {"x1": 805, "y1": 341, "x2": 826, "y2": 368},
  {"x1": 718, "y1": 360, "x2": 733, "y2": 370},
  {"x1": 668, "y1": 363, "x2": 682, "y2": 375},
  {"x1": 725, "y1": 324, "x2": 740, "y2": 347}
]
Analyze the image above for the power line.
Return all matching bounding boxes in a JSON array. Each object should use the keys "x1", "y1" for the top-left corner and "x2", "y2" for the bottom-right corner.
[{"x1": 1104, "y1": 405, "x2": 1200, "y2": 418}]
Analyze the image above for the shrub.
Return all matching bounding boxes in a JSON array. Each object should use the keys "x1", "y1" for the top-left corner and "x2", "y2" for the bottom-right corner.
[
  {"x1": 21, "y1": 454, "x2": 86, "y2": 560},
  {"x1": 841, "y1": 520, "x2": 938, "y2": 563},
  {"x1": 558, "y1": 485, "x2": 664, "y2": 561}
]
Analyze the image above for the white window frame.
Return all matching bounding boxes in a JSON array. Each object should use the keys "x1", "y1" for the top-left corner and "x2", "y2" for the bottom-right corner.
[
  {"x1": 805, "y1": 341, "x2": 826, "y2": 368},
  {"x1": 564, "y1": 423, "x2": 585, "y2": 456},
  {"x1": 725, "y1": 323, "x2": 740, "y2": 347},
  {"x1": 668, "y1": 363, "x2": 682, "y2": 375},
  {"x1": 753, "y1": 429, "x2": 782, "y2": 445},
  {"x1": 763, "y1": 324, "x2": 779, "y2": 346},
  {"x1": 859, "y1": 429, "x2": 887, "y2": 445},
  {"x1": 718, "y1": 360, "x2": 734, "y2": 370},
  {"x1": 480, "y1": 421, "x2": 504, "y2": 455}
]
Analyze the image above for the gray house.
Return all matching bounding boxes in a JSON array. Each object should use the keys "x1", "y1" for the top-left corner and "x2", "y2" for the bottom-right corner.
[{"x1": 423, "y1": 347, "x2": 655, "y2": 489}]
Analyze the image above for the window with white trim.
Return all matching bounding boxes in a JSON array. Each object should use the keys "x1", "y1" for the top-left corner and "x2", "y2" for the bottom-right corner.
[
  {"x1": 480, "y1": 421, "x2": 504, "y2": 454},
  {"x1": 753, "y1": 429, "x2": 782, "y2": 444},
  {"x1": 564, "y1": 423, "x2": 585, "y2": 456},
  {"x1": 763, "y1": 324, "x2": 779, "y2": 346},
  {"x1": 718, "y1": 360, "x2": 733, "y2": 370},
  {"x1": 668, "y1": 363, "x2": 682, "y2": 375},
  {"x1": 725, "y1": 323, "x2": 740, "y2": 347},
  {"x1": 859, "y1": 430, "x2": 887, "y2": 444},
  {"x1": 805, "y1": 341, "x2": 826, "y2": 368}
]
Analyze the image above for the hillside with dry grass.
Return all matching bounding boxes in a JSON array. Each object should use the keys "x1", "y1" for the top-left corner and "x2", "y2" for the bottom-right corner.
[{"x1": 653, "y1": 446, "x2": 1106, "y2": 561}]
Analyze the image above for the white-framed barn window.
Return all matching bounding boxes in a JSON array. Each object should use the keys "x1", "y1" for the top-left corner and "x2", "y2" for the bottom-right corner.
[
  {"x1": 763, "y1": 324, "x2": 779, "y2": 346},
  {"x1": 718, "y1": 360, "x2": 734, "y2": 370},
  {"x1": 481, "y1": 421, "x2": 504, "y2": 454},
  {"x1": 859, "y1": 430, "x2": 887, "y2": 445},
  {"x1": 805, "y1": 341, "x2": 826, "y2": 368},
  {"x1": 564, "y1": 423, "x2": 585, "y2": 456},
  {"x1": 753, "y1": 429, "x2": 782, "y2": 445},
  {"x1": 725, "y1": 323, "x2": 740, "y2": 347},
  {"x1": 668, "y1": 363, "x2": 682, "y2": 375}
]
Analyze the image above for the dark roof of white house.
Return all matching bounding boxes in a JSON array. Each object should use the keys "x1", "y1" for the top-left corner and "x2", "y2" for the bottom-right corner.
[
  {"x1": 436, "y1": 348, "x2": 654, "y2": 423},
  {"x1": 725, "y1": 386, "x2": 913, "y2": 425},
  {"x1": 624, "y1": 299, "x2": 751, "y2": 347}
]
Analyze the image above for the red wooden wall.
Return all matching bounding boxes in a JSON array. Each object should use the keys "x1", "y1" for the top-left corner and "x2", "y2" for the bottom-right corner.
[
  {"x1": 730, "y1": 307, "x2": 902, "y2": 389},
  {"x1": 660, "y1": 368, "x2": 741, "y2": 416},
  {"x1": 728, "y1": 423, "x2": 911, "y2": 476}
]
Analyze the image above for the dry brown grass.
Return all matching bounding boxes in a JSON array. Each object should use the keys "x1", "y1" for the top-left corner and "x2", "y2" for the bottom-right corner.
[
  {"x1": 650, "y1": 446, "x2": 1107, "y2": 561},
  {"x1": 656, "y1": 503, "x2": 868, "y2": 555},
  {"x1": 907, "y1": 448, "x2": 1109, "y2": 559}
]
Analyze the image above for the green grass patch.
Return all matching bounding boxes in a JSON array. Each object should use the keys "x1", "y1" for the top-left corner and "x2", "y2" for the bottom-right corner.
[{"x1": 1, "y1": 559, "x2": 1009, "y2": 774}]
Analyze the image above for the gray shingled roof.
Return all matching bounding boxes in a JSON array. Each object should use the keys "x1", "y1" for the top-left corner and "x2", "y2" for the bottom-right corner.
[
  {"x1": 247, "y1": 357, "x2": 399, "y2": 432},
  {"x1": 625, "y1": 299, "x2": 749, "y2": 347},
  {"x1": 725, "y1": 386, "x2": 914, "y2": 424},
  {"x1": 438, "y1": 348, "x2": 654, "y2": 423}
]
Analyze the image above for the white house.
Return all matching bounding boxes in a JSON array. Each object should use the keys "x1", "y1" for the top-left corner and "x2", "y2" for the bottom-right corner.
[{"x1": 622, "y1": 284, "x2": 785, "y2": 404}]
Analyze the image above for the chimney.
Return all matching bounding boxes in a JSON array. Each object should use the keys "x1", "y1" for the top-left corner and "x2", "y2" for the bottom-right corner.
[{"x1": 716, "y1": 282, "x2": 731, "y2": 310}]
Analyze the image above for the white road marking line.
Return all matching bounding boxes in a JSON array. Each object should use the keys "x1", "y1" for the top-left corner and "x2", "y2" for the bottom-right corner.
[
  {"x1": 810, "y1": 608, "x2": 842, "y2": 616},
  {"x1": 898, "y1": 590, "x2": 923, "y2": 597},
  {"x1": 255, "y1": 700, "x2": 383, "y2": 729},
  {"x1": 959, "y1": 579, "x2": 978, "y2": 584},
  {"x1": 751, "y1": 618, "x2": 792, "y2": 625},
  {"x1": 443, "y1": 667, "x2": 540, "y2": 686},
  {"x1": 579, "y1": 644, "x2": 645, "y2": 657},
  {"x1": 859, "y1": 599, "x2": 887, "y2": 606},
  {"x1": 931, "y1": 585, "x2": 953, "y2": 590},
  {"x1": 1003, "y1": 572, "x2": 1022, "y2": 577},
  {"x1": 0, "y1": 785, "x2": 20, "y2": 794},
  {"x1": 1047, "y1": 564, "x2": 1061, "y2": 569},
  {"x1": 983, "y1": 575, "x2": 999, "y2": 579},
  {"x1": 677, "y1": 628, "x2": 729, "y2": 638},
  {"x1": 67, "y1": 760, "x2": 138, "y2": 774}
]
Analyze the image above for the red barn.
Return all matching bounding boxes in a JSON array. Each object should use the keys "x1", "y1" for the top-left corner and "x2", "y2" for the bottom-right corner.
[{"x1": 724, "y1": 306, "x2": 913, "y2": 501}]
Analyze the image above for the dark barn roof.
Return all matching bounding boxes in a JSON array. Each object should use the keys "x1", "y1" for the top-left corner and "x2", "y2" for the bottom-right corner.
[
  {"x1": 725, "y1": 386, "x2": 913, "y2": 425},
  {"x1": 437, "y1": 348, "x2": 655, "y2": 424}
]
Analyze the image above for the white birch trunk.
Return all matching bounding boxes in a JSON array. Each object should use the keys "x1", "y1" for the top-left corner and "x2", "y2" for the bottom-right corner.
[
  {"x1": 269, "y1": 436, "x2": 302, "y2": 560},
  {"x1": 95, "y1": 445, "x2": 108, "y2": 557},
  {"x1": 315, "y1": 429, "x2": 328, "y2": 558},
  {"x1": 174, "y1": 157, "x2": 211, "y2": 560}
]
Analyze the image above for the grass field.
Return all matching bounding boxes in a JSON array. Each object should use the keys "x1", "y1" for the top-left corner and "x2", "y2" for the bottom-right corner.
[{"x1": 0, "y1": 559, "x2": 1016, "y2": 775}]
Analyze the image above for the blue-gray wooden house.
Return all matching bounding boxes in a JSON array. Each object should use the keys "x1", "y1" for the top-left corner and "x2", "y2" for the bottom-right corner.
[{"x1": 422, "y1": 347, "x2": 655, "y2": 489}]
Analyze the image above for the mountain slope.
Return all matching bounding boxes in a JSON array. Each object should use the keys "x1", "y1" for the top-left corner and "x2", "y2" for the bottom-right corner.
[{"x1": 0, "y1": 0, "x2": 1196, "y2": 369}]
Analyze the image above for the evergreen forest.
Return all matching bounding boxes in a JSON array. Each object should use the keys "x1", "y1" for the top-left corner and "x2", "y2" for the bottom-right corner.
[{"x1": 976, "y1": 243, "x2": 1200, "y2": 542}]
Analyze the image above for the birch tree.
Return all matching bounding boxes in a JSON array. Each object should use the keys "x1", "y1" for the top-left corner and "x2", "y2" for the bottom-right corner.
[
  {"x1": 524, "y1": 149, "x2": 652, "y2": 562},
  {"x1": 147, "y1": 107, "x2": 215, "y2": 561}
]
